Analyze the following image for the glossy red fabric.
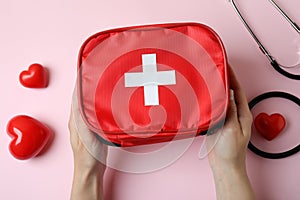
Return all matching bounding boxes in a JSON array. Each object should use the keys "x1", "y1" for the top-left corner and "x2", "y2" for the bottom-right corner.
[{"x1": 77, "y1": 23, "x2": 229, "y2": 147}]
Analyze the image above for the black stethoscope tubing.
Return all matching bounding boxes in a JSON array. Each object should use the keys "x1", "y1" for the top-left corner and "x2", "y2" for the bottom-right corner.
[{"x1": 230, "y1": 0, "x2": 300, "y2": 80}]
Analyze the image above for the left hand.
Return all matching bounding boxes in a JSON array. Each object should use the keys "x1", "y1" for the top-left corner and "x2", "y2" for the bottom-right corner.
[
  {"x1": 68, "y1": 90, "x2": 107, "y2": 171},
  {"x1": 69, "y1": 89, "x2": 107, "y2": 200}
]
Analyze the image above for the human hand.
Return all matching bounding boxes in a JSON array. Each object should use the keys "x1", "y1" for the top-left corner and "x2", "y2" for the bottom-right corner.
[
  {"x1": 68, "y1": 89, "x2": 107, "y2": 171},
  {"x1": 208, "y1": 65, "x2": 253, "y2": 171},
  {"x1": 69, "y1": 88, "x2": 107, "y2": 200},
  {"x1": 207, "y1": 65, "x2": 255, "y2": 200}
]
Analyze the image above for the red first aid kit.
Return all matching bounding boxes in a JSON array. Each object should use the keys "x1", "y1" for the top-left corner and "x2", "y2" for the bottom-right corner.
[{"x1": 77, "y1": 22, "x2": 229, "y2": 147}]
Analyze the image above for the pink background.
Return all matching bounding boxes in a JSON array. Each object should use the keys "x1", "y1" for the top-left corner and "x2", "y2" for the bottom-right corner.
[{"x1": 0, "y1": 0, "x2": 299, "y2": 199}]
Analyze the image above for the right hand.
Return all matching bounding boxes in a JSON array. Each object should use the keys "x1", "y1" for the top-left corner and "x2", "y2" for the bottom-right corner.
[{"x1": 208, "y1": 65, "x2": 253, "y2": 170}]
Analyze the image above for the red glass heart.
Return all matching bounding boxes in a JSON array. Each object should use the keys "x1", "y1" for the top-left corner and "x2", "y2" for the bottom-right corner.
[
  {"x1": 254, "y1": 113, "x2": 286, "y2": 141},
  {"x1": 19, "y1": 63, "x2": 48, "y2": 88},
  {"x1": 7, "y1": 115, "x2": 52, "y2": 160}
]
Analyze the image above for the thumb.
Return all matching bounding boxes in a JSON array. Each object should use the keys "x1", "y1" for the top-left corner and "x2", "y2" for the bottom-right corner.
[{"x1": 226, "y1": 89, "x2": 238, "y2": 123}]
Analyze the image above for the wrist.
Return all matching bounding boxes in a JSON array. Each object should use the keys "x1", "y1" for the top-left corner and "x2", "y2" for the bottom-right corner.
[
  {"x1": 211, "y1": 162, "x2": 247, "y2": 180},
  {"x1": 74, "y1": 157, "x2": 106, "y2": 175},
  {"x1": 210, "y1": 162, "x2": 255, "y2": 200},
  {"x1": 72, "y1": 161, "x2": 105, "y2": 200},
  {"x1": 210, "y1": 159, "x2": 246, "y2": 174},
  {"x1": 208, "y1": 151, "x2": 247, "y2": 175}
]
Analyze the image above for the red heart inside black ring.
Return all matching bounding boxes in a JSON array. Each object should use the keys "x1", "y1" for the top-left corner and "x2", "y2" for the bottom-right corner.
[{"x1": 248, "y1": 91, "x2": 300, "y2": 159}]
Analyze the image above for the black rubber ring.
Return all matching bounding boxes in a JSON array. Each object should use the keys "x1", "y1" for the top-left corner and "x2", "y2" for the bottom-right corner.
[{"x1": 248, "y1": 91, "x2": 300, "y2": 159}]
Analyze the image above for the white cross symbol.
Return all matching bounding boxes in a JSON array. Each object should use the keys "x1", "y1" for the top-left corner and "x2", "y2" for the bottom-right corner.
[{"x1": 124, "y1": 54, "x2": 176, "y2": 106}]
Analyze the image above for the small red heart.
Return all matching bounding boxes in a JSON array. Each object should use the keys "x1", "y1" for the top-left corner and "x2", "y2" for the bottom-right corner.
[
  {"x1": 7, "y1": 115, "x2": 52, "y2": 160},
  {"x1": 254, "y1": 113, "x2": 286, "y2": 141},
  {"x1": 19, "y1": 63, "x2": 48, "y2": 88}
]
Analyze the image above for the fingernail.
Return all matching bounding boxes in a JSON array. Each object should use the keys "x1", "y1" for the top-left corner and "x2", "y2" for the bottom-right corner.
[{"x1": 230, "y1": 89, "x2": 234, "y2": 100}]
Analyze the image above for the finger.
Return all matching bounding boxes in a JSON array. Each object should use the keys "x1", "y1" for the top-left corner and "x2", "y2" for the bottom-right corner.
[
  {"x1": 226, "y1": 89, "x2": 239, "y2": 124},
  {"x1": 228, "y1": 65, "x2": 249, "y2": 116},
  {"x1": 70, "y1": 86, "x2": 89, "y2": 133},
  {"x1": 68, "y1": 86, "x2": 78, "y2": 129},
  {"x1": 199, "y1": 91, "x2": 239, "y2": 159},
  {"x1": 228, "y1": 65, "x2": 253, "y2": 136},
  {"x1": 68, "y1": 88, "x2": 79, "y2": 132},
  {"x1": 71, "y1": 86, "x2": 80, "y2": 116}
]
